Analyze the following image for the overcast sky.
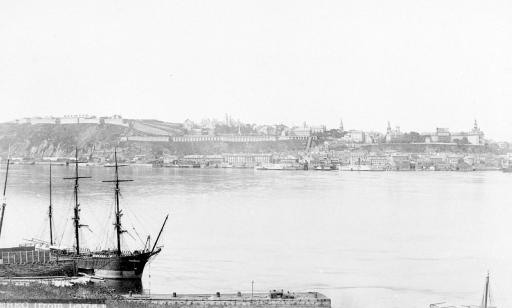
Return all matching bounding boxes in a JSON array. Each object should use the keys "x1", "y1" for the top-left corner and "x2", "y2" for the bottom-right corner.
[{"x1": 1, "y1": 1, "x2": 511, "y2": 139}]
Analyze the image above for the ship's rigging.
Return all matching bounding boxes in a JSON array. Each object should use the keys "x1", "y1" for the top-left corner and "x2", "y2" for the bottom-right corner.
[
  {"x1": 102, "y1": 149, "x2": 133, "y2": 255},
  {"x1": 63, "y1": 148, "x2": 91, "y2": 254},
  {"x1": 0, "y1": 158, "x2": 10, "y2": 240}
]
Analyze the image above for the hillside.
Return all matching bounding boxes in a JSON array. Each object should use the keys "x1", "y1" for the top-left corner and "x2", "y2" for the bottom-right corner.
[
  {"x1": 0, "y1": 122, "x2": 307, "y2": 160},
  {"x1": 0, "y1": 123, "x2": 129, "y2": 159}
]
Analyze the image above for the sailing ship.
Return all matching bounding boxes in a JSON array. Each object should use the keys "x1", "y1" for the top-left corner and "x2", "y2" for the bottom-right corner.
[
  {"x1": 0, "y1": 160, "x2": 77, "y2": 277},
  {"x1": 430, "y1": 272, "x2": 496, "y2": 308},
  {"x1": 59, "y1": 149, "x2": 167, "y2": 280}
]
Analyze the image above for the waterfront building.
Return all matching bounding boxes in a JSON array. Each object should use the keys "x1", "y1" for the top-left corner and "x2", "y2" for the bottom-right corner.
[
  {"x1": 350, "y1": 151, "x2": 368, "y2": 164},
  {"x1": 332, "y1": 151, "x2": 352, "y2": 165},
  {"x1": 182, "y1": 154, "x2": 224, "y2": 166},
  {"x1": 276, "y1": 155, "x2": 299, "y2": 165},
  {"x1": 463, "y1": 156, "x2": 475, "y2": 165},
  {"x1": 368, "y1": 155, "x2": 389, "y2": 168},
  {"x1": 391, "y1": 154, "x2": 411, "y2": 170},
  {"x1": 162, "y1": 154, "x2": 179, "y2": 164},
  {"x1": 447, "y1": 155, "x2": 463, "y2": 165},
  {"x1": 222, "y1": 153, "x2": 272, "y2": 167}
]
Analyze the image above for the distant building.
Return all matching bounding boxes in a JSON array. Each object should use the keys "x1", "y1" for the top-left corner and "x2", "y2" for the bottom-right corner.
[
  {"x1": 385, "y1": 122, "x2": 402, "y2": 143},
  {"x1": 451, "y1": 120, "x2": 484, "y2": 145},
  {"x1": 310, "y1": 125, "x2": 326, "y2": 134},
  {"x1": 171, "y1": 135, "x2": 277, "y2": 142},
  {"x1": 14, "y1": 118, "x2": 30, "y2": 124},
  {"x1": 423, "y1": 121, "x2": 484, "y2": 145},
  {"x1": 427, "y1": 128, "x2": 451, "y2": 143},
  {"x1": 60, "y1": 115, "x2": 99, "y2": 124},
  {"x1": 29, "y1": 117, "x2": 57, "y2": 124},
  {"x1": 222, "y1": 153, "x2": 272, "y2": 167},
  {"x1": 120, "y1": 136, "x2": 169, "y2": 142},
  {"x1": 343, "y1": 130, "x2": 366, "y2": 143},
  {"x1": 350, "y1": 151, "x2": 368, "y2": 164},
  {"x1": 103, "y1": 115, "x2": 128, "y2": 127},
  {"x1": 183, "y1": 119, "x2": 195, "y2": 131},
  {"x1": 290, "y1": 127, "x2": 311, "y2": 138},
  {"x1": 368, "y1": 155, "x2": 389, "y2": 168}
]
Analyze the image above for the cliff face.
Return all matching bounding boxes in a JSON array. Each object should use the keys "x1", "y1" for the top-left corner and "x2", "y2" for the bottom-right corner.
[
  {"x1": 0, "y1": 123, "x2": 128, "y2": 158},
  {"x1": 0, "y1": 123, "x2": 307, "y2": 160}
]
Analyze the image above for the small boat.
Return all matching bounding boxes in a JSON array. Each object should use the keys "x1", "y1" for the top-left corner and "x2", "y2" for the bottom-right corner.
[
  {"x1": 313, "y1": 165, "x2": 334, "y2": 171},
  {"x1": 502, "y1": 167, "x2": 512, "y2": 173},
  {"x1": 338, "y1": 164, "x2": 372, "y2": 171},
  {"x1": 255, "y1": 163, "x2": 302, "y2": 171}
]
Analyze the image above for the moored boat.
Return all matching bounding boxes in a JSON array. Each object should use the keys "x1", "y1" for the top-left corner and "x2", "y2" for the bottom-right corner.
[
  {"x1": 0, "y1": 161, "x2": 77, "y2": 278},
  {"x1": 255, "y1": 163, "x2": 302, "y2": 170},
  {"x1": 502, "y1": 166, "x2": 512, "y2": 173},
  {"x1": 61, "y1": 149, "x2": 168, "y2": 280},
  {"x1": 338, "y1": 164, "x2": 373, "y2": 171}
]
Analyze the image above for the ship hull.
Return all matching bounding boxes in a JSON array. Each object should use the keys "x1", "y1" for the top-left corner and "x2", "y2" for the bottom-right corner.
[{"x1": 76, "y1": 249, "x2": 159, "y2": 280}]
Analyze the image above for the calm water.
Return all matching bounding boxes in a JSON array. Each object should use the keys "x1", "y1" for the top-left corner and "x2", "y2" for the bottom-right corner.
[{"x1": 2, "y1": 165, "x2": 512, "y2": 308}]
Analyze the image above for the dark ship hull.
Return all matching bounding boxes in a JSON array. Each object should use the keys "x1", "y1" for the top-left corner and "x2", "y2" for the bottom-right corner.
[
  {"x1": 76, "y1": 249, "x2": 160, "y2": 280},
  {"x1": 0, "y1": 246, "x2": 77, "y2": 277}
]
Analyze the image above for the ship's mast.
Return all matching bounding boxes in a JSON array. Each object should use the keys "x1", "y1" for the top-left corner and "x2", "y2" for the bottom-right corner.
[
  {"x1": 0, "y1": 158, "x2": 10, "y2": 240},
  {"x1": 64, "y1": 148, "x2": 91, "y2": 254},
  {"x1": 481, "y1": 272, "x2": 491, "y2": 308},
  {"x1": 103, "y1": 149, "x2": 132, "y2": 256},
  {"x1": 49, "y1": 162, "x2": 54, "y2": 245},
  {"x1": 151, "y1": 214, "x2": 169, "y2": 254},
  {"x1": 484, "y1": 272, "x2": 489, "y2": 308}
]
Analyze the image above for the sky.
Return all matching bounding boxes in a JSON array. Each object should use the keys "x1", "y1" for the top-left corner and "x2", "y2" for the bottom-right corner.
[{"x1": 1, "y1": 0, "x2": 511, "y2": 140}]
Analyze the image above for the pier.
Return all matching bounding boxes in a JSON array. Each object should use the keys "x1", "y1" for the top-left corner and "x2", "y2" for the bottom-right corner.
[
  {"x1": 0, "y1": 292, "x2": 330, "y2": 308},
  {"x1": 112, "y1": 291, "x2": 331, "y2": 308}
]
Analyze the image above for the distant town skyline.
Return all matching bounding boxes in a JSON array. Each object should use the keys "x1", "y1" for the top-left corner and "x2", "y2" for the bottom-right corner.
[
  {"x1": 2, "y1": 1, "x2": 512, "y2": 140},
  {"x1": 3, "y1": 114, "x2": 493, "y2": 143}
]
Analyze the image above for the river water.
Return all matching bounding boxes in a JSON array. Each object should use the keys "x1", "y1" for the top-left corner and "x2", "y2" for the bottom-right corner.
[{"x1": 2, "y1": 165, "x2": 511, "y2": 308}]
